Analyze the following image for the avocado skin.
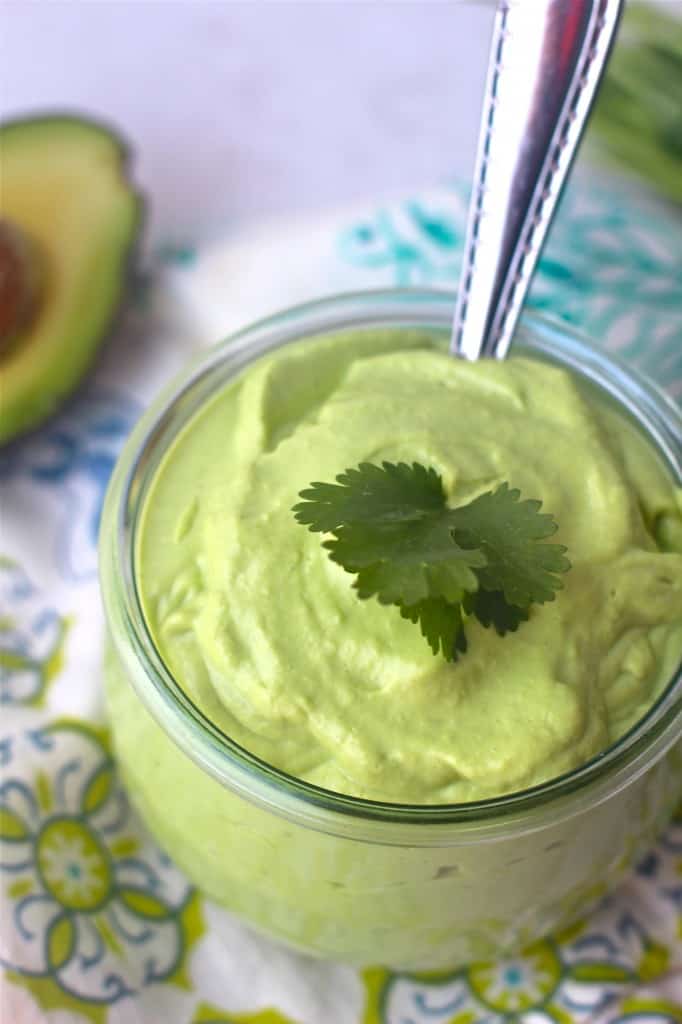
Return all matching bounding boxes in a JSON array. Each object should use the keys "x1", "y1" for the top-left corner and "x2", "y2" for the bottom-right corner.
[{"x1": 0, "y1": 113, "x2": 144, "y2": 444}]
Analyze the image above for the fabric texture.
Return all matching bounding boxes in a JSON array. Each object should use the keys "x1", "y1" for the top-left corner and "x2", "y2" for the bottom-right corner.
[{"x1": 1, "y1": 175, "x2": 681, "y2": 1024}]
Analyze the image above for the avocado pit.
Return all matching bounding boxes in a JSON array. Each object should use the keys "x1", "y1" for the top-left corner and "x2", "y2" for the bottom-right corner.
[{"x1": 0, "y1": 218, "x2": 43, "y2": 353}]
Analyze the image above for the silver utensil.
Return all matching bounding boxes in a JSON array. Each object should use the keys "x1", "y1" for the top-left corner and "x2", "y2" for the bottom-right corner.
[{"x1": 452, "y1": 0, "x2": 624, "y2": 360}]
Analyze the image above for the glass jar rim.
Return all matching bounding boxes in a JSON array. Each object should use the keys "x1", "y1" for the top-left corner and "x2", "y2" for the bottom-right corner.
[{"x1": 100, "y1": 288, "x2": 682, "y2": 838}]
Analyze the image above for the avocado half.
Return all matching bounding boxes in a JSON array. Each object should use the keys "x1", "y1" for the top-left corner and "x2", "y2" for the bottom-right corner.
[{"x1": 0, "y1": 114, "x2": 142, "y2": 444}]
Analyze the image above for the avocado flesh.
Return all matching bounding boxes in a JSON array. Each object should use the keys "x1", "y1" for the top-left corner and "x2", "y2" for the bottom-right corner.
[{"x1": 0, "y1": 116, "x2": 142, "y2": 443}]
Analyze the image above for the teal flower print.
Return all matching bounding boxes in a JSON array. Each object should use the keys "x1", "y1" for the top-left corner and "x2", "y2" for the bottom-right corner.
[
  {"x1": 0, "y1": 559, "x2": 68, "y2": 707},
  {"x1": 0, "y1": 720, "x2": 204, "y2": 1022}
]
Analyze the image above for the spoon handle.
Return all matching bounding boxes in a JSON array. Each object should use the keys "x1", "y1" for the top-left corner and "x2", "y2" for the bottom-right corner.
[{"x1": 451, "y1": 0, "x2": 624, "y2": 360}]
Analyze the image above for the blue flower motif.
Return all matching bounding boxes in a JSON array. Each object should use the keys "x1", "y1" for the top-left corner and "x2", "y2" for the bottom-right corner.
[
  {"x1": 0, "y1": 392, "x2": 139, "y2": 582},
  {"x1": 155, "y1": 241, "x2": 197, "y2": 268},
  {"x1": 337, "y1": 201, "x2": 460, "y2": 286},
  {"x1": 0, "y1": 560, "x2": 68, "y2": 706},
  {"x1": 635, "y1": 852, "x2": 660, "y2": 879},
  {"x1": 0, "y1": 721, "x2": 203, "y2": 1013}
]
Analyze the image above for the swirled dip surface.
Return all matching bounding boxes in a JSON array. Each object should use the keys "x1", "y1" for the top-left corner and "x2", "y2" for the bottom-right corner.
[{"x1": 138, "y1": 330, "x2": 682, "y2": 803}]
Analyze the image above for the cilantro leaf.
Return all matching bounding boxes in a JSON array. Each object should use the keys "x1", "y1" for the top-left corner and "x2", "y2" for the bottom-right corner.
[
  {"x1": 292, "y1": 461, "x2": 444, "y2": 532},
  {"x1": 449, "y1": 483, "x2": 570, "y2": 607},
  {"x1": 400, "y1": 599, "x2": 468, "y2": 660},
  {"x1": 463, "y1": 589, "x2": 529, "y2": 636},
  {"x1": 326, "y1": 517, "x2": 484, "y2": 605},
  {"x1": 293, "y1": 462, "x2": 571, "y2": 662}
]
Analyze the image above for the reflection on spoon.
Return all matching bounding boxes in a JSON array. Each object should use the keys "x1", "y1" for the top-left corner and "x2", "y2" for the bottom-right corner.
[{"x1": 452, "y1": 0, "x2": 624, "y2": 361}]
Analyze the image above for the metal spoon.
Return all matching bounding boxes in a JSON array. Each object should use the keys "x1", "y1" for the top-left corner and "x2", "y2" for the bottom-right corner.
[{"x1": 452, "y1": 0, "x2": 624, "y2": 360}]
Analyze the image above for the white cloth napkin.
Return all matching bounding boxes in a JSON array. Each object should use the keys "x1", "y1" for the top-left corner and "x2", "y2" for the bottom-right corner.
[{"x1": 1, "y1": 177, "x2": 681, "y2": 1024}]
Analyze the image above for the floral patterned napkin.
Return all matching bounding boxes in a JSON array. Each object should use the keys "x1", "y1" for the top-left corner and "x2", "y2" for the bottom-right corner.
[{"x1": 1, "y1": 174, "x2": 681, "y2": 1024}]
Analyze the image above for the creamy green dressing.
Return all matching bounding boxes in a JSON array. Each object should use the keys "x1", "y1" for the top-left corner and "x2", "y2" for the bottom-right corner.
[{"x1": 138, "y1": 329, "x2": 682, "y2": 804}]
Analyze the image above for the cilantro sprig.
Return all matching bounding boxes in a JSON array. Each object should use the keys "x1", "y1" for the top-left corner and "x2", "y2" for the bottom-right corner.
[{"x1": 293, "y1": 461, "x2": 571, "y2": 661}]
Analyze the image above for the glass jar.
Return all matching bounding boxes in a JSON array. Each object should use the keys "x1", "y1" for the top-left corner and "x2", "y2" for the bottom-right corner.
[{"x1": 99, "y1": 290, "x2": 682, "y2": 970}]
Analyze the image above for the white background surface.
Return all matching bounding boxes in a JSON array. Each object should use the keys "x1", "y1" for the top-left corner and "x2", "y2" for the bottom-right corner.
[{"x1": 2, "y1": 1, "x2": 494, "y2": 244}]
